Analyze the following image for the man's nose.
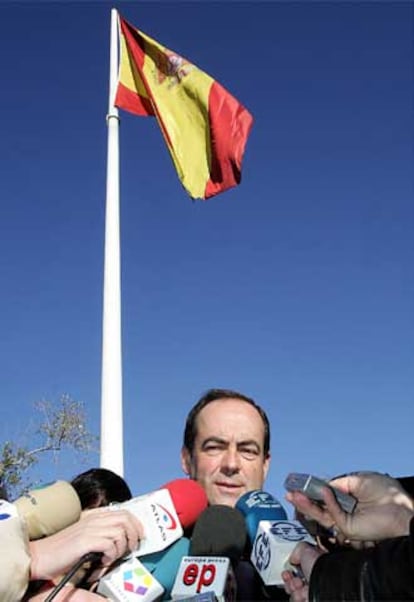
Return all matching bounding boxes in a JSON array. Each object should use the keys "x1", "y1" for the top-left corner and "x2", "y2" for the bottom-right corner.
[{"x1": 220, "y1": 447, "x2": 241, "y2": 473}]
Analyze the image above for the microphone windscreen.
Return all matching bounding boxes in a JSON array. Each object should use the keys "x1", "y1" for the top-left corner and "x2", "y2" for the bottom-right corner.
[
  {"x1": 236, "y1": 489, "x2": 287, "y2": 541},
  {"x1": 161, "y1": 479, "x2": 208, "y2": 529},
  {"x1": 0, "y1": 501, "x2": 31, "y2": 601},
  {"x1": 189, "y1": 504, "x2": 247, "y2": 562},
  {"x1": 141, "y1": 537, "x2": 190, "y2": 600},
  {"x1": 14, "y1": 480, "x2": 82, "y2": 539}
]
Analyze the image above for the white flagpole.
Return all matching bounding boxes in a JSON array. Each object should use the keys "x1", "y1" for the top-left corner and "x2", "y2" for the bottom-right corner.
[{"x1": 100, "y1": 8, "x2": 123, "y2": 475}]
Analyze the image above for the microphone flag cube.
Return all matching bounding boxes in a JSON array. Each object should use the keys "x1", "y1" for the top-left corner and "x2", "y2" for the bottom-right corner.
[
  {"x1": 171, "y1": 556, "x2": 235, "y2": 601},
  {"x1": 251, "y1": 520, "x2": 315, "y2": 586},
  {"x1": 98, "y1": 556, "x2": 164, "y2": 601}
]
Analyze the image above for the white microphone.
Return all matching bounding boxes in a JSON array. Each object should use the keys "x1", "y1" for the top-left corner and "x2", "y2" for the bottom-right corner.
[
  {"x1": 98, "y1": 556, "x2": 164, "y2": 602},
  {"x1": 111, "y1": 479, "x2": 208, "y2": 557},
  {"x1": 112, "y1": 488, "x2": 183, "y2": 556},
  {"x1": 0, "y1": 487, "x2": 82, "y2": 602},
  {"x1": 171, "y1": 556, "x2": 236, "y2": 601},
  {"x1": 96, "y1": 481, "x2": 208, "y2": 601},
  {"x1": 0, "y1": 500, "x2": 32, "y2": 602},
  {"x1": 250, "y1": 519, "x2": 315, "y2": 586}
]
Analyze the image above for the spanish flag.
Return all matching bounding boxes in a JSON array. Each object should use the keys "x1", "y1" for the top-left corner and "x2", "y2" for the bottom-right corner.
[{"x1": 115, "y1": 16, "x2": 253, "y2": 200}]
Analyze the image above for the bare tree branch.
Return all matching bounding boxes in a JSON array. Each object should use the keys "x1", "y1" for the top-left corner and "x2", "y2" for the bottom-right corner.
[{"x1": 0, "y1": 395, "x2": 98, "y2": 499}]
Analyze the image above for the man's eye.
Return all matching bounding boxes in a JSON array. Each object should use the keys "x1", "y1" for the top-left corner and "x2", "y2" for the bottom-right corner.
[
  {"x1": 240, "y1": 448, "x2": 259, "y2": 459},
  {"x1": 204, "y1": 444, "x2": 223, "y2": 454}
]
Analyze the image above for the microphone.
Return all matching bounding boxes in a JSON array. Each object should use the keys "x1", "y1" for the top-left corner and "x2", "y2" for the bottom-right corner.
[
  {"x1": 112, "y1": 479, "x2": 208, "y2": 556},
  {"x1": 0, "y1": 499, "x2": 32, "y2": 602},
  {"x1": 189, "y1": 505, "x2": 246, "y2": 562},
  {"x1": 236, "y1": 490, "x2": 315, "y2": 586},
  {"x1": 235, "y1": 489, "x2": 288, "y2": 541},
  {"x1": 171, "y1": 505, "x2": 246, "y2": 601},
  {"x1": 172, "y1": 557, "x2": 235, "y2": 602},
  {"x1": 97, "y1": 537, "x2": 190, "y2": 601},
  {"x1": 141, "y1": 537, "x2": 191, "y2": 600},
  {"x1": 11, "y1": 481, "x2": 82, "y2": 540},
  {"x1": 97, "y1": 556, "x2": 164, "y2": 602},
  {"x1": 162, "y1": 479, "x2": 209, "y2": 530},
  {"x1": 96, "y1": 480, "x2": 207, "y2": 601},
  {"x1": 0, "y1": 485, "x2": 81, "y2": 602},
  {"x1": 167, "y1": 594, "x2": 217, "y2": 602}
]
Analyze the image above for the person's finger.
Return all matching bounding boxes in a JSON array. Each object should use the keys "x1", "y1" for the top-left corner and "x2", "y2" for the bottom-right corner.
[
  {"x1": 113, "y1": 511, "x2": 142, "y2": 552},
  {"x1": 281, "y1": 570, "x2": 295, "y2": 594},
  {"x1": 289, "y1": 575, "x2": 307, "y2": 592},
  {"x1": 343, "y1": 539, "x2": 376, "y2": 550},
  {"x1": 100, "y1": 539, "x2": 120, "y2": 566},
  {"x1": 125, "y1": 513, "x2": 144, "y2": 551},
  {"x1": 289, "y1": 541, "x2": 316, "y2": 566},
  {"x1": 286, "y1": 491, "x2": 335, "y2": 530},
  {"x1": 290, "y1": 583, "x2": 309, "y2": 602},
  {"x1": 113, "y1": 528, "x2": 130, "y2": 558},
  {"x1": 320, "y1": 486, "x2": 351, "y2": 535},
  {"x1": 329, "y1": 474, "x2": 361, "y2": 496},
  {"x1": 94, "y1": 509, "x2": 142, "y2": 553},
  {"x1": 89, "y1": 564, "x2": 110, "y2": 583}
]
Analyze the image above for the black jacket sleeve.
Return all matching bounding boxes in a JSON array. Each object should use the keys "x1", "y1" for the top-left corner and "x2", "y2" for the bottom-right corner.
[{"x1": 309, "y1": 517, "x2": 414, "y2": 601}]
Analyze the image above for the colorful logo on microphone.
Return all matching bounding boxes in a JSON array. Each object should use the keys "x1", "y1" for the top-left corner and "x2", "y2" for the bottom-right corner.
[
  {"x1": 123, "y1": 566, "x2": 154, "y2": 596},
  {"x1": 155, "y1": 503, "x2": 177, "y2": 530}
]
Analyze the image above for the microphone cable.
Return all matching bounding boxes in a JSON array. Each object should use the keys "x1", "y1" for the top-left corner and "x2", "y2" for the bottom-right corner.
[{"x1": 44, "y1": 552, "x2": 102, "y2": 602}]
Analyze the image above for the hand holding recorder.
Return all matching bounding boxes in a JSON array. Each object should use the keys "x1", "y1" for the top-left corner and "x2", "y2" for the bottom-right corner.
[{"x1": 285, "y1": 471, "x2": 414, "y2": 546}]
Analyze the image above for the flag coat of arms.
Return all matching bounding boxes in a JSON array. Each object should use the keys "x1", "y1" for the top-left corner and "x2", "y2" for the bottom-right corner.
[{"x1": 115, "y1": 16, "x2": 253, "y2": 200}]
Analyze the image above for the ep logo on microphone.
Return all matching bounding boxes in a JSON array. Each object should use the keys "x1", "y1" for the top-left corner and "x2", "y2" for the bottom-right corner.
[{"x1": 172, "y1": 556, "x2": 235, "y2": 601}]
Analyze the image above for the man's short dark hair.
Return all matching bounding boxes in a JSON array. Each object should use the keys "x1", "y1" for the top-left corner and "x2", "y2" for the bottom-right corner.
[{"x1": 183, "y1": 388, "x2": 270, "y2": 457}]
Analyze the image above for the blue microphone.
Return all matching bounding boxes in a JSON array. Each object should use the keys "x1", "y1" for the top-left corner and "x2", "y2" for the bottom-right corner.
[
  {"x1": 235, "y1": 490, "x2": 287, "y2": 542},
  {"x1": 236, "y1": 490, "x2": 314, "y2": 587},
  {"x1": 141, "y1": 537, "x2": 190, "y2": 600}
]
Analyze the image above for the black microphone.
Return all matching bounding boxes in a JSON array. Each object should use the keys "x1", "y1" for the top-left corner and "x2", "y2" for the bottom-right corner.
[
  {"x1": 189, "y1": 505, "x2": 247, "y2": 562},
  {"x1": 171, "y1": 505, "x2": 247, "y2": 600}
]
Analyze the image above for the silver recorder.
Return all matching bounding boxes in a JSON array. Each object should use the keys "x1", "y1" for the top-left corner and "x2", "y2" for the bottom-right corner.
[{"x1": 284, "y1": 473, "x2": 357, "y2": 514}]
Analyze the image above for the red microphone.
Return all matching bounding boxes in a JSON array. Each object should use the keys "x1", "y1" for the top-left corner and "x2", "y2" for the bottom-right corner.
[
  {"x1": 161, "y1": 478, "x2": 208, "y2": 529},
  {"x1": 96, "y1": 480, "x2": 208, "y2": 601},
  {"x1": 111, "y1": 478, "x2": 208, "y2": 556}
]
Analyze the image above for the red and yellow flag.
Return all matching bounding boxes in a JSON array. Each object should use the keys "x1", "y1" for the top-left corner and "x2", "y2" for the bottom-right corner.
[{"x1": 115, "y1": 16, "x2": 253, "y2": 200}]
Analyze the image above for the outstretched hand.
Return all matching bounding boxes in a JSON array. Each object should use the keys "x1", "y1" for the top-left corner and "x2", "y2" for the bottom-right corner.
[
  {"x1": 29, "y1": 507, "x2": 144, "y2": 581},
  {"x1": 286, "y1": 471, "x2": 414, "y2": 547},
  {"x1": 282, "y1": 542, "x2": 324, "y2": 602}
]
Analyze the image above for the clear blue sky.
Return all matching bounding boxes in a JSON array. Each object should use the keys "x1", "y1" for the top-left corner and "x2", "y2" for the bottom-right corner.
[{"x1": 0, "y1": 1, "x2": 413, "y2": 509}]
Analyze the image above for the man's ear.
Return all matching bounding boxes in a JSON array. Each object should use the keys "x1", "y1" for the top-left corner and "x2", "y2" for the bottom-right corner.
[
  {"x1": 263, "y1": 453, "x2": 271, "y2": 482},
  {"x1": 181, "y1": 446, "x2": 192, "y2": 476}
]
